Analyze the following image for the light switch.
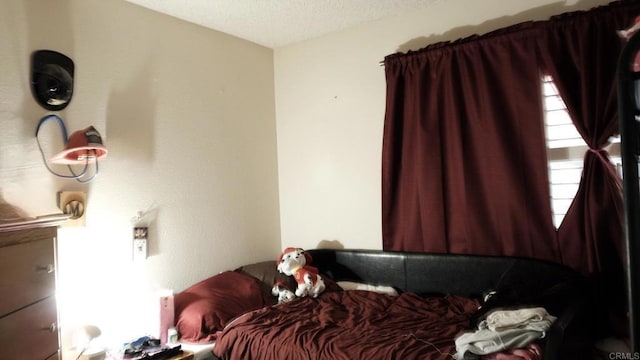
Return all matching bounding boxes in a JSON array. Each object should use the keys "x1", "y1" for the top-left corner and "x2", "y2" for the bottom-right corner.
[{"x1": 133, "y1": 226, "x2": 148, "y2": 261}]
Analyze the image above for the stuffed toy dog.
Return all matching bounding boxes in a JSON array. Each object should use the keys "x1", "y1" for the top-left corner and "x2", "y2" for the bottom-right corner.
[
  {"x1": 271, "y1": 281, "x2": 296, "y2": 304},
  {"x1": 276, "y1": 247, "x2": 326, "y2": 298}
]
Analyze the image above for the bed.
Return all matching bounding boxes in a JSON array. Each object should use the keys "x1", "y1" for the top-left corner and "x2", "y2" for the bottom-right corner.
[{"x1": 173, "y1": 249, "x2": 593, "y2": 360}]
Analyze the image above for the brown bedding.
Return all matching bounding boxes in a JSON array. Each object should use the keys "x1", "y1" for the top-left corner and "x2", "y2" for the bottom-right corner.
[{"x1": 212, "y1": 290, "x2": 480, "y2": 360}]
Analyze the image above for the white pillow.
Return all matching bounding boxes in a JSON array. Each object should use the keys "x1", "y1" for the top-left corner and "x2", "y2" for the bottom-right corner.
[{"x1": 337, "y1": 281, "x2": 398, "y2": 296}]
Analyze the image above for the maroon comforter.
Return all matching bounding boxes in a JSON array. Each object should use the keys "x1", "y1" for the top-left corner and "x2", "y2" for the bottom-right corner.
[{"x1": 213, "y1": 290, "x2": 479, "y2": 360}]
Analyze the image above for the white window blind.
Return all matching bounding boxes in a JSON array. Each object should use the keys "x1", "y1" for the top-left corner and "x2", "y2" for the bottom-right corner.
[{"x1": 542, "y1": 75, "x2": 620, "y2": 228}]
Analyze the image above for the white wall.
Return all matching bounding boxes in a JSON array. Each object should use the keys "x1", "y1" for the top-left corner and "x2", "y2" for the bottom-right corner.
[
  {"x1": 0, "y1": 0, "x2": 280, "y2": 353},
  {"x1": 274, "y1": 0, "x2": 612, "y2": 251}
]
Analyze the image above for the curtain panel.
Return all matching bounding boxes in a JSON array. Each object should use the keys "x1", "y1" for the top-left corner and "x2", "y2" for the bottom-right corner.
[
  {"x1": 539, "y1": 0, "x2": 639, "y2": 273},
  {"x1": 382, "y1": 23, "x2": 558, "y2": 260},
  {"x1": 538, "y1": 1, "x2": 640, "y2": 332}
]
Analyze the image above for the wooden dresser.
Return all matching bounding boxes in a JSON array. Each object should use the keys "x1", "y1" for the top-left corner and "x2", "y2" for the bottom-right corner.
[{"x1": 0, "y1": 215, "x2": 69, "y2": 360}]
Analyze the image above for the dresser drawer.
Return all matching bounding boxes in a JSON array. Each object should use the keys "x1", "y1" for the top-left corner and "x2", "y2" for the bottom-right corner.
[
  {"x1": 0, "y1": 233, "x2": 56, "y2": 316},
  {"x1": 0, "y1": 296, "x2": 59, "y2": 360}
]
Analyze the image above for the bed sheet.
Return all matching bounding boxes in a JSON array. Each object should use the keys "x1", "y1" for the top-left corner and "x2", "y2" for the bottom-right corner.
[{"x1": 213, "y1": 290, "x2": 479, "y2": 360}]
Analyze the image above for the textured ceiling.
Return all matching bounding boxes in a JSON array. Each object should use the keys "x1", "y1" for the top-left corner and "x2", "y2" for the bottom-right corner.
[{"x1": 124, "y1": 0, "x2": 445, "y2": 48}]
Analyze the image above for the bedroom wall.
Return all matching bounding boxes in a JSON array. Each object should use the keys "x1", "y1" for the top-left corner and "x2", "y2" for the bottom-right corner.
[
  {"x1": 0, "y1": 0, "x2": 280, "y2": 352},
  {"x1": 274, "y1": 0, "x2": 613, "y2": 251}
]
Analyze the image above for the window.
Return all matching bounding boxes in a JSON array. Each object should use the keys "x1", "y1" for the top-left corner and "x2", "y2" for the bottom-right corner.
[{"x1": 542, "y1": 75, "x2": 621, "y2": 228}]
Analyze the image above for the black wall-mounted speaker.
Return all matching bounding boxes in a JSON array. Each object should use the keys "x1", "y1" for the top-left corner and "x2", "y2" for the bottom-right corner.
[{"x1": 31, "y1": 50, "x2": 74, "y2": 111}]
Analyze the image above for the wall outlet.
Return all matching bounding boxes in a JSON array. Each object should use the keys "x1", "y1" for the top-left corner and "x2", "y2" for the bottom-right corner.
[{"x1": 133, "y1": 238, "x2": 147, "y2": 261}]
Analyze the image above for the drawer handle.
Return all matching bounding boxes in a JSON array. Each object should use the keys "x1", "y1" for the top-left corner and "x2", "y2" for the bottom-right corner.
[
  {"x1": 36, "y1": 264, "x2": 55, "y2": 273},
  {"x1": 41, "y1": 323, "x2": 57, "y2": 333}
]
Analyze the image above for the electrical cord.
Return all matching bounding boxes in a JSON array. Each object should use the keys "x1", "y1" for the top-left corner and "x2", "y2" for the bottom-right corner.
[
  {"x1": 376, "y1": 330, "x2": 457, "y2": 359},
  {"x1": 74, "y1": 347, "x2": 87, "y2": 360}
]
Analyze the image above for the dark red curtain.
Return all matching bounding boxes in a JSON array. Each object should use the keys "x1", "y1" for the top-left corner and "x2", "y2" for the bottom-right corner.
[
  {"x1": 537, "y1": 1, "x2": 640, "y2": 337},
  {"x1": 539, "y1": 1, "x2": 638, "y2": 274},
  {"x1": 382, "y1": 23, "x2": 559, "y2": 261},
  {"x1": 382, "y1": 0, "x2": 639, "y2": 271}
]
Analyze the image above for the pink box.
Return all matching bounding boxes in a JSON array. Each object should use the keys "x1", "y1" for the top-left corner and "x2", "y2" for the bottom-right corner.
[{"x1": 159, "y1": 294, "x2": 175, "y2": 344}]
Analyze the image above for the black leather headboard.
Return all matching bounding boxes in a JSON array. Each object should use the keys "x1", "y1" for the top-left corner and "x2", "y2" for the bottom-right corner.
[{"x1": 308, "y1": 248, "x2": 584, "y2": 299}]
